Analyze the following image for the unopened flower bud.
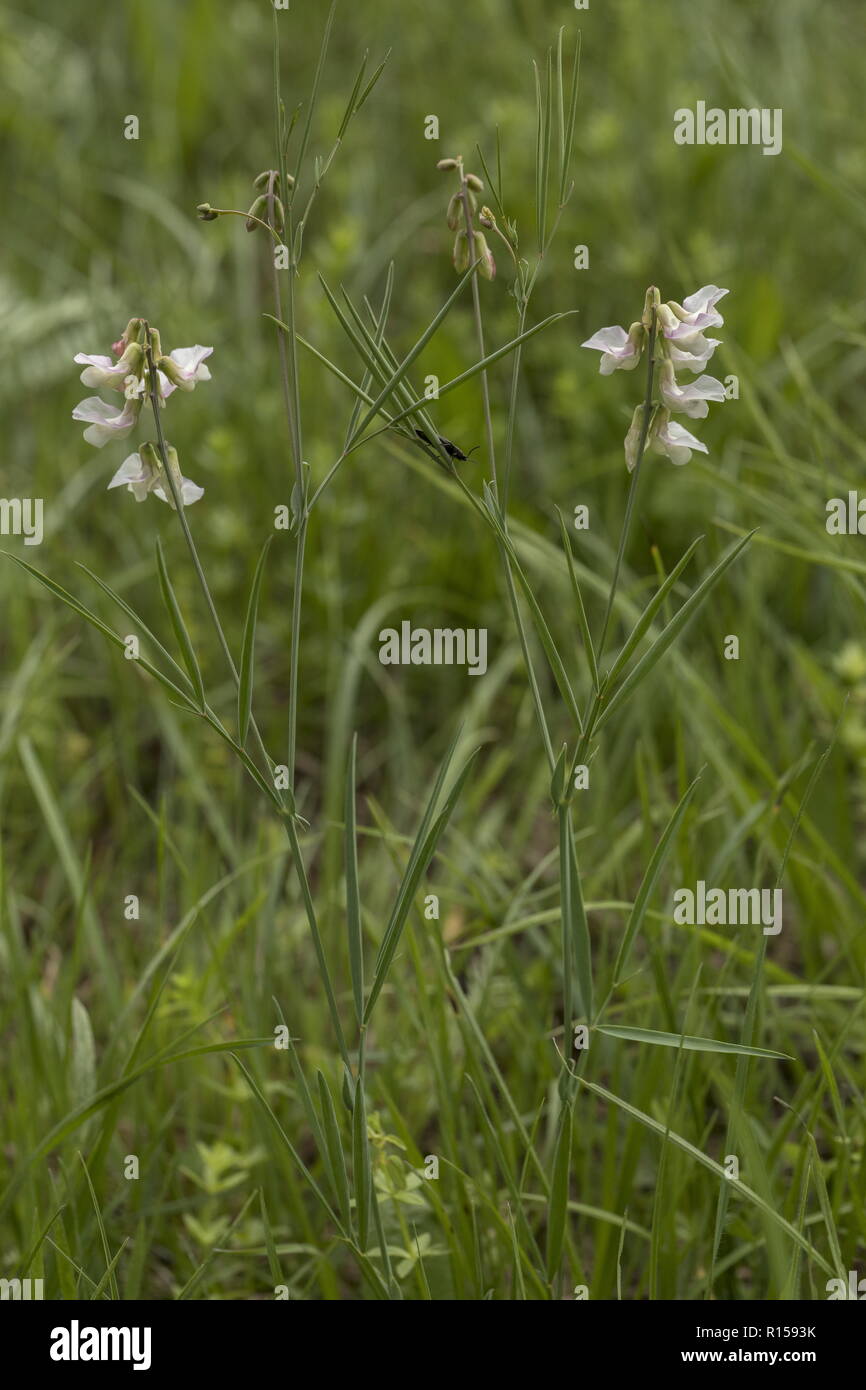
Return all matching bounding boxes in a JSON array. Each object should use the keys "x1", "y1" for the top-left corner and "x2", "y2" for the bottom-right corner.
[
  {"x1": 119, "y1": 341, "x2": 144, "y2": 375},
  {"x1": 245, "y1": 195, "x2": 267, "y2": 231},
  {"x1": 479, "y1": 205, "x2": 496, "y2": 229},
  {"x1": 196, "y1": 203, "x2": 219, "y2": 221},
  {"x1": 437, "y1": 157, "x2": 460, "y2": 171},
  {"x1": 473, "y1": 231, "x2": 496, "y2": 280},
  {"x1": 254, "y1": 169, "x2": 295, "y2": 191},
  {"x1": 465, "y1": 173, "x2": 484, "y2": 192},
  {"x1": 624, "y1": 404, "x2": 646, "y2": 472},
  {"x1": 452, "y1": 230, "x2": 470, "y2": 273},
  {"x1": 112, "y1": 318, "x2": 143, "y2": 357},
  {"x1": 641, "y1": 285, "x2": 661, "y2": 328}
]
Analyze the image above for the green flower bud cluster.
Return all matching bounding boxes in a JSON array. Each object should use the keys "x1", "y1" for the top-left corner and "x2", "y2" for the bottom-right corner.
[
  {"x1": 196, "y1": 168, "x2": 295, "y2": 237},
  {"x1": 437, "y1": 157, "x2": 496, "y2": 282}
]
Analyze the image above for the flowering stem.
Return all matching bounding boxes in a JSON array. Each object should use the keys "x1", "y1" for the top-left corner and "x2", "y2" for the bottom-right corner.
[
  {"x1": 143, "y1": 327, "x2": 350, "y2": 1072},
  {"x1": 143, "y1": 331, "x2": 240, "y2": 687},
  {"x1": 264, "y1": 171, "x2": 307, "y2": 788},
  {"x1": 596, "y1": 308, "x2": 658, "y2": 664},
  {"x1": 458, "y1": 171, "x2": 496, "y2": 494}
]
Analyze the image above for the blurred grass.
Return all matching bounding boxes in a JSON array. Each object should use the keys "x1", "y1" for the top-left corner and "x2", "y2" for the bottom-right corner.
[{"x1": 1, "y1": 0, "x2": 866, "y2": 1300}]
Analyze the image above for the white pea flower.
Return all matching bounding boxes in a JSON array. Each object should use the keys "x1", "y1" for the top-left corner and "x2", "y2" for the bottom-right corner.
[
  {"x1": 72, "y1": 395, "x2": 142, "y2": 447},
  {"x1": 625, "y1": 406, "x2": 710, "y2": 471},
  {"x1": 592, "y1": 284, "x2": 730, "y2": 470},
  {"x1": 581, "y1": 322, "x2": 645, "y2": 375},
  {"x1": 74, "y1": 342, "x2": 144, "y2": 392},
  {"x1": 108, "y1": 445, "x2": 204, "y2": 507},
  {"x1": 107, "y1": 450, "x2": 160, "y2": 501},
  {"x1": 124, "y1": 373, "x2": 149, "y2": 400},
  {"x1": 659, "y1": 361, "x2": 726, "y2": 419},
  {"x1": 662, "y1": 285, "x2": 728, "y2": 338},
  {"x1": 651, "y1": 411, "x2": 708, "y2": 467},
  {"x1": 665, "y1": 335, "x2": 722, "y2": 373},
  {"x1": 157, "y1": 345, "x2": 213, "y2": 397}
]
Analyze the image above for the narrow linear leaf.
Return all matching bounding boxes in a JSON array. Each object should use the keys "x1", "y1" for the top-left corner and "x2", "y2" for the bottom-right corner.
[
  {"x1": 77, "y1": 1152, "x2": 118, "y2": 1301},
  {"x1": 594, "y1": 1024, "x2": 792, "y2": 1060},
  {"x1": 238, "y1": 536, "x2": 273, "y2": 745},
  {"x1": 289, "y1": 0, "x2": 337, "y2": 201},
  {"x1": 562, "y1": 807, "x2": 593, "y2": 1018},
  {"x1": 559, "y1": 32, "x2": 581, "y2": 206},
  {"x1": 155, "y1": 537, "x2": 205, "y2": 712},
  {"x1": 76, "y1": 563, "x2": 194, "y2": 697},
  {"x1": 352, "y1": 1079, "x2": 372, "y2": 1249},
  {"x1": 546, "y1": 1103, "x2": 573, "y2": 1282},
  {"x1": 555, "y1": 505, "x2": 598, "y2": 691},
  {"x1": 612, "y1": 771, "x2": 702, "y2": 987},
  {"x1": 317, "y1": 1071, "x2": 352, "y2": 1231},
  {"x1": 596, "y1": 531, "x2": 755, "y2": 730},
  {"x1": 365, "y1": 739, "x2": 478, "y2": 1023},
  {"x1": 483, "y1": 483, "x2": 583, "y2": 735},
  {"x1": 576, "y1": 1076, "x2": 833, "y2": 1275},
  {"x1": 606, "y1": 536, "x2": 704, "y2": 686},
  {"x1": 0, "y1": 1039, "x2": 272, "y2": 1218},
  {"x1": 70, "y1": 998, "x2": 97, "y2": 1107},
  {"x1": 345, "y1": 733, "x2": 364, "y2": 1021},
  {"x1": 258, "y1": 1192, "x2": 283, "y2": 1288},
  {"x1": 367, "y1": 314, "x2": 577, "y2": 441},
  {"x1": 5, "y1": 553, "x2": 199, "y2": 711},
  {"x1": 332, "y1": 261, "x2": 479, "y2": 447},
  {"x1": 352, "y1": 49, "x2": 391, "y2": 118}
]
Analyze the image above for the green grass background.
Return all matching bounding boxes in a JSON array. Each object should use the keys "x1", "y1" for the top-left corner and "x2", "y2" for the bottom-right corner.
[{"x1": 2, "y1": 0, "x2": 865, "y2": 1299}]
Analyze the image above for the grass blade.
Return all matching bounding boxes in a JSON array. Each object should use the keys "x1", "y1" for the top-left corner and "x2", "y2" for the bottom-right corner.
[
  {"x1": 365, "y1": 738, "x2": 479, "y2": 1023},
  {"x1": 594, "y1": 1024, "x2": 792, "y2": 1059},
  {"x1": 352, "y1": 1077, "x2": 372, "y2": 1249},
  {"x1": 575, "y1": 1075, "x2": 833, "y2": 1275},
  {"x1": 545, "y1": 1101, "x2": 573, "y2": 1284},
  {"x1": 611, "y1": 771, "x2": 702, "y2": 988},
  {"x1": 317, "y1": 1070, "x2": 352, "y2": 1231}
]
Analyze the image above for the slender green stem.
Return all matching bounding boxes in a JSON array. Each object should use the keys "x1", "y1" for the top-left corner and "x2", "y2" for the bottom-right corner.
[
  {"x1": 270, "y1": 19, "x2": 307, "y2": 786},
  {"x1": 458, "y1": 170, "x2": 496, "y2": 494},
  {"x1": 455, "y1": 173, "x2": 555, "y2": 766},
  {"x1": 143, "y1": 328, "x2": 349, "y2": 1070},
  {"x1": 596, "y1": 310, "x2": 658, "y2": 663}
]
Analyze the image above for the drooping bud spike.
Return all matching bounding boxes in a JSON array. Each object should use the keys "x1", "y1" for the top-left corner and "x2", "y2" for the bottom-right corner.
[{"x1": 446, "y1": 192, "x2": 462, "y2": 230}]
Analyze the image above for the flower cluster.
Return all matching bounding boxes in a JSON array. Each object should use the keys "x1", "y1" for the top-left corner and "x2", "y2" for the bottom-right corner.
[
  {"x1": 72, "y1": 317, "x2": 211, "y2": 506},
  {"x1": 436, "y1": 157, "x2": 496, "y2": 281},
  {"x1": 582, "y1": 285, "x2": 729, "y2": 470}
]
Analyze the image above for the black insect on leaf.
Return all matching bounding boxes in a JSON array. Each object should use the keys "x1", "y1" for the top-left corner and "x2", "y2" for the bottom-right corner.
[{"x1": 414, "y1": 428, "x2": 478, "y2": 463}]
